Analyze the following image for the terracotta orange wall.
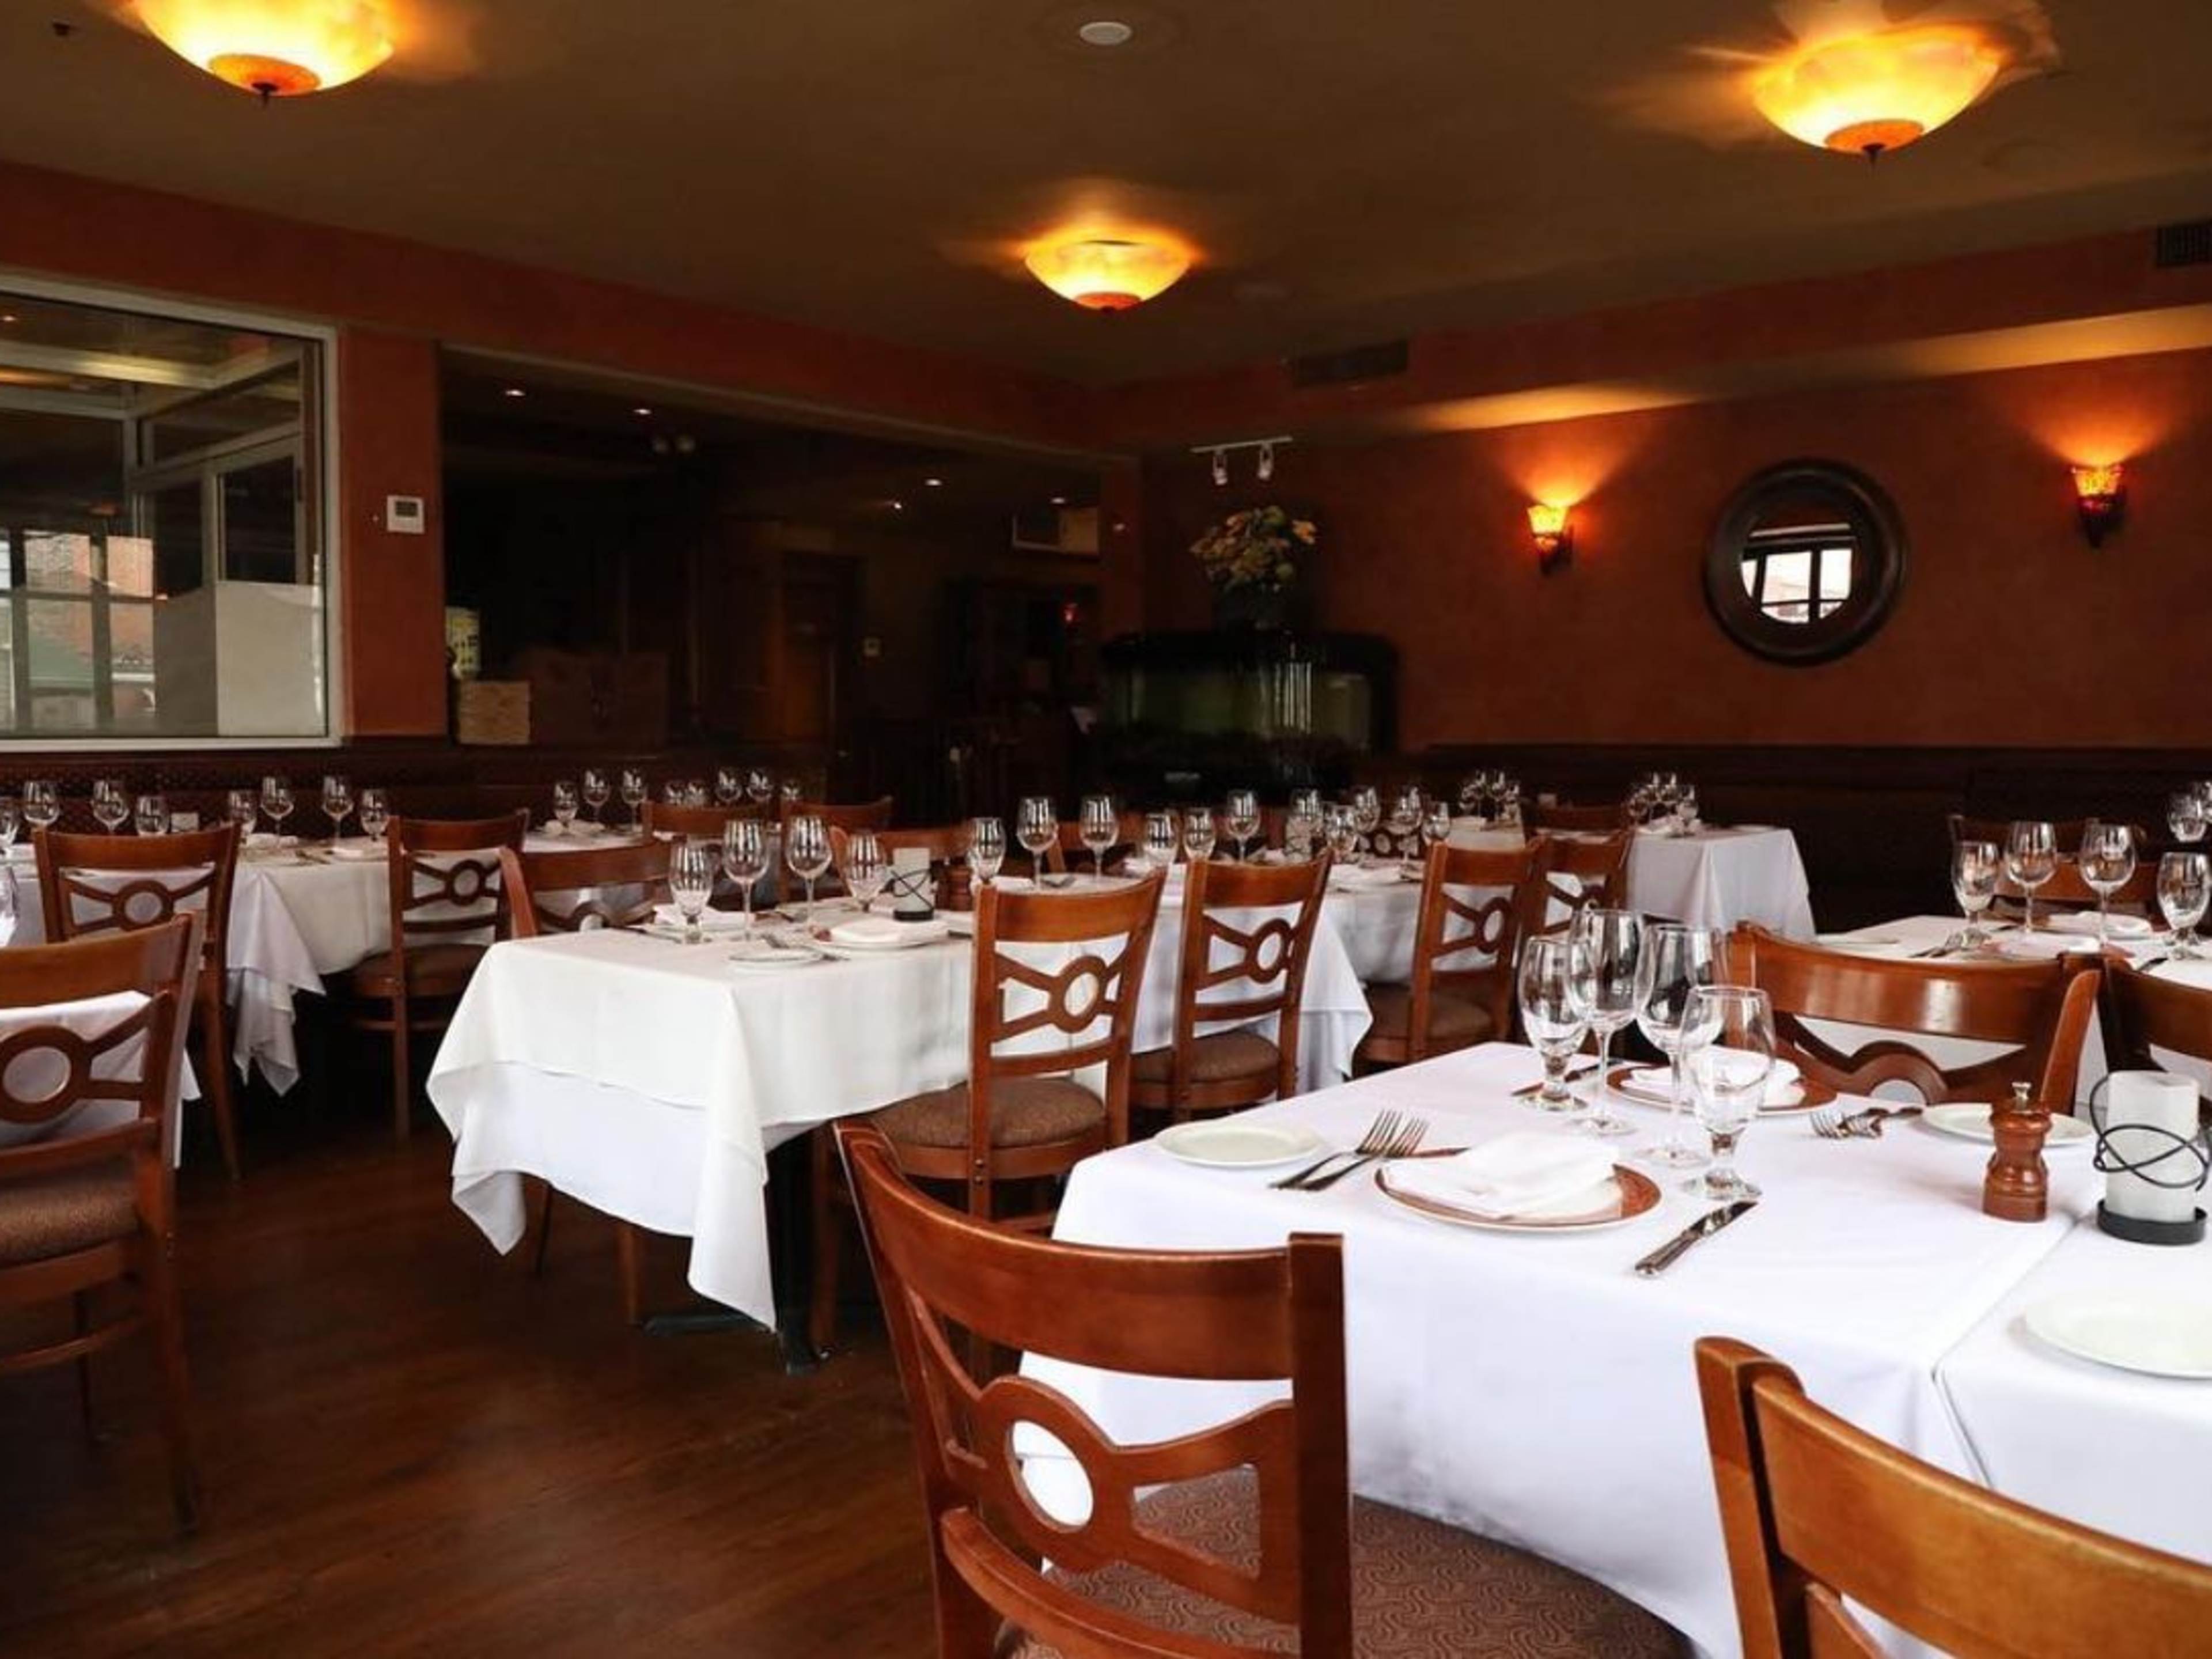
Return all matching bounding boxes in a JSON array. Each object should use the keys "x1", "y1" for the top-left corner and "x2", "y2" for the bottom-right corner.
[{"x1": 1143, "y1": 346, "x2": 2212, "y2": 750}]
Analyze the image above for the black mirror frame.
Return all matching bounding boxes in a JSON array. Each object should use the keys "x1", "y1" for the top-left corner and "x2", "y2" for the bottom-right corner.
[{"x1": 1702, "y1": 459, "x2": 1908, "y2": 667}]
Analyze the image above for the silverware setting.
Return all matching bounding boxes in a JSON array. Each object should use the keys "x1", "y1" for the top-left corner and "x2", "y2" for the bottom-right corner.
[
  {"x1": 1511, "y1": 1061, "x2": 1599, "y2": 1100},
  {"x1": 1272, "y1": 1110, "x2": 1429, "y2": 1192},
  {"x1": 1809, "y1": 1104, "x2": 1925, "y2": 1140},
  {"x1": 1633, "y1": 1199, "x2": 1757, "y2": 1277}
]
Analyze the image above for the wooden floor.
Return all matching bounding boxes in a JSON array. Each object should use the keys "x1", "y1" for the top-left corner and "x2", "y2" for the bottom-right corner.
[{"x1": 0, "y1": 1110, "x2": 935, "y2": 1657}]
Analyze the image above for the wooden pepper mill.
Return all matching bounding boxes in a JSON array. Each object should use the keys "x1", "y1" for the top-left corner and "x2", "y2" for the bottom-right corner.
[{"x1": 1983, "y1": 1081, "x2": 2052, "y2": 1222}]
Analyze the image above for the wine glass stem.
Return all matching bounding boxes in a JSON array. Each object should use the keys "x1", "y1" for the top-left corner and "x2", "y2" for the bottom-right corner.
[
  {"x1": 741, "y1": 889, "x2": 753, "y2": 939},
  {"x1": 1709, "y1": 1130, "x2": 1739, "y2": 1189},
  {"x1": 1666, "y1": 1047, "x2": 1686, "y2": 1146},
  {"x1": 1595, "y1": 1029, "x2": 1613, "y2": 1123}
]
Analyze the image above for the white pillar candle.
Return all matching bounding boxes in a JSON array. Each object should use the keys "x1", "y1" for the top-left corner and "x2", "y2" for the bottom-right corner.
[
  {"x1": 2104, "y1": 1071, "x2": 2205, "y2": 1227},
  {"x1": 891, "y1": 846, "x2": 933, "y2": 918}
]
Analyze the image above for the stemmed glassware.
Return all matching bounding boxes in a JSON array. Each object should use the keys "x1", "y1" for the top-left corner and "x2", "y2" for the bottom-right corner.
[
  {"x1": 1951, "y1": 839, "x2": 2001, "y2": 949},
  {"x1": 552, "y1": 780, "x2": 580, "y2": 834},
  {"x1": 259, "y1": 775, "x2": 294, "y2": 837},
  {"x1": 779, "y1": 779, "x2": 804, "y2": 812},
  {"x1": 1673, "y1": 784, "x2": 1700, "y2": 834},
  {"x1": 1682, "y1": 986, "x2": 1775, "y2": 1202},
  {"x1": 582, "y1": 767, "x2": 611, "y2": 826},
  {"x1": 715, "y1": 766, "x2": 743, "y2": 808},
  {"x1": 1143, "y1": 809, "x2": 1179, "y2": 868},
  {"x1": 840, "y1": 831, "x2": 889, "y2": 912},
  {"x1": 1634, "y1": 924, "x2": 1721, "y2": 1169},
  {"x1": 92, "y1": 779, "x2": 129, "y2": 833},
  {"x1": 2167, "y1": 792, "x2": 2206, "y2": 846},
  {"x1": 2004, "y1": 820, "x2": 2057, "y2": 935},
  {"x1": 225, "y1": 788, "x2": 256, "y2": 836},
  {"x1": 619, "y1": 768, "x2": 647, "y2": 830},
  {"x1": 1349, "y1": 786, "x2": 1381, "y2": 858},
  {"x1": 1517, "y1": 934, "x2": 1590, "y2": 1113},
  {"x1": 1565, "y1": 907, "x2": 1645, "y2": 1139},
  {"x1": 722, "y1": 819, "x2": 770, "y2": 936},
  {"x1": 1223, "y1": 789, "x2": 1260, "y2": 862},
  {"x1": 1080, "y1": 794, "x2": 1118, "y2": 878},
  {"x1": 321, "y1": 774, "x2": 353, "y2": 841},
  {"x1": 358, "y1": 787, "x2": 391, "y2": 842},
  {"x1": 786, "y1": 815, "x2": 832, "y2": 911},
  {"x1": 1183, "y1": 807, "x2": 1218, "y2": 865},
  {"x1": 967, "y1": 818, "x2": 1006, "y2": 888},
  {"x1": 2157, "y1": 851, "x2": 2209, "y2": 959},
  {"x1": 0, "y1": 796, "x2": 19, "y2": 851},
  {"x1": 22, "y1": 781, "x2": 59, "y2": 836},
  {"x1": 2078, "y1": 820, "x2": 2137, "y2": 944},
  {"x1": 1388, "y1": 786, "x2": 1423, "y2": 875},
  {"x1": 1321, "y1": 804, "x2": 1357, "y2": 863},
  {"x1": 1018, "y1": 797, "x2": 1058, "y2": 882},
  {"x1": 667, "y1": 840, "x2": 718, "y2": 944},
  {"x1": 1285, "y1": 789, "x2": 1321, "y2": 861},
  {"x1": 746, "y1": 768, "x2": 775, "y2": 811},
  {"x1": 134, "y1": 793, "x2": 168, "y2": 836},
  {"x1": 1458, "y1": 774, "x2": 1487, "y2": 821},
  {"x1": 1495, "y1": 777, "x2": 1524, "y2": 832},
  {"x1": 1421, "y1": 799, "x2": 1453, "y2": 865}
]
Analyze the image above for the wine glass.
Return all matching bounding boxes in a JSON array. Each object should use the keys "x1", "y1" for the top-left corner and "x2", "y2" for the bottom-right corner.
[
  {"x1": 1017, "y1": 796, "x2": 1058, "y2": 882},
  {"x1": 786, "y1": 814, "x2": 832, "y2": 910},
  {"x1": 2004, "y1": 820, "x2": 2057, "y2": 935},
  {"x1": 92, "y1": 779, "x2": 129, "y2": 833},
  {"x1": 1321, "y1": 804, "x2": 1358, "y2": 863},
  {"x1": 745, "y1": 768, "x2": 774, "y2": 810},
  {"x1": 2158, "y1": 851, "x2": 2209, "y2": 960},
  {"x1": 967, "y1": 817, "x2": 1005, "y2": 888},
  {"x1": 715, "y1": 766, "x2": 743, "y2": 808},
  {"x1": 1183, "y1": 806, "x2": 1218, "y2": 864},
  {"x1": 1143, "y1": 809, "x2": 1179, "y2": 868},
  {"x1": 1952, "y1": 839, "x2": 2001, "y2": 948},
  {"x1": 779, "y1": 779, "x2": 803, "y2": 811},
  {"x1": 22, "y1": 780, "x2": 59, "y2": 835},
  {"x1": 1285, "y1": 789, "x2": 1322, "y2": 861},
  {"x1": 1458, "y1": 774, "x2": 1486, "y2": 821},
  {"x1": 1421, "y1": 799, "x2": 1453, "y2": 862},
  {"x1": 1495, "y1": 778, "x2": 1524, "y2": 832},
  {"x1": 225, "y1": 788, "x2": 256, "y2": 836},
  {"x1": 1683, "y1": 986, "x2": 1775, "y2": 1202},
  {"x1": 259, "y1": 775, "x2": 294, "y2": 837},
  {"x1": 0, "y1": 797, "x2": 18, "y2": 851},
  {"x1": 551, "y1": 780, "x2": 580, "y2": 834},
  {"x1": 1566, "y1": 907, "x2": 1644, "y2": 1139},
  {"x1": 668, "y1": 840, "x2": 717, "y2": 944},
  {"x1": 358, "y1": 787, "x2": 390, "y2": 842},
  {"x1": 1388, "y1": 786, "x2": 1423, "y2": 875},
  {"x1": 840, "y1": 830, "x2": 889, "y2": 912},
  {"x1": 1349, "y1": 785, "x2": 1381, "y2": 856},
  {"x1": 134, "y1": 793, "x2": 168, "y2": 836},
  {"x1": 1517, "y1": 934, "x2": 1590, "y2": 1114},
  {"x1": 2079, "y1": 820, "x2": 2137, "y2": 945},
  {"x1": 2168, "y1": 792, "x2": 2207, "y2": 846},
  {"x1": 1674, "y1": 784, "x2": 1700, "y2": 834},
  {"x1": 1223, "y1": 789, "x2": 1260, "y2": 862},
  {"x1": 1635, "y1": 924, "x2": 1722, "y2": 1169},
  {"x1": 1080, "y1": 794, "x2": 1118, "y2": 879},
  {"x1": 582, "y1": 767, "x2": 611, "y2": 826},
  {"x1": 660, "y1": 780, "x2": 684, "y2": 806},
  {"x1": 321, "y1": 773, "x2": 354, "y2": 841},
  {"x1": 722, "y1": 818, "x2": 770, "y2": 936},
  {"x1": 619, "y1": 768, "x2": 647, "y2": 830}
]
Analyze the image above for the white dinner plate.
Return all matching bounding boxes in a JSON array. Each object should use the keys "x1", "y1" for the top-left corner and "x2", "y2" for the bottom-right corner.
[
  {"x1": 1921, "y1": 1104, "x2": 2097, "y2": 1149},
  {"x1": 1154, "y1": 1121, "x2": 1326, "y2": 1170},
  {"x1": 2025, "y1": 1293, "x2": 2212, "y2": 1380},
  {"x1": 1376, "y1": 1161, "x2": 1662, "y2": 1233},
  {"x1": 726, "y1": 941, "x2": 824, "y2": 971},
  {"x1": 813, "y1": 918, "x2": 953, "y2": 955}
]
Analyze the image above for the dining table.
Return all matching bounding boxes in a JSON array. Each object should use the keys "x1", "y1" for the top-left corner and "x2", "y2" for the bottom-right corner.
[{"x1": 1019, "y1": 1041, "x2": 2207, "y2": 1659}]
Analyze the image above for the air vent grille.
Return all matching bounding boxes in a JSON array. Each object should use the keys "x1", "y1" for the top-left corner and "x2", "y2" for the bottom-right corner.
[
  {"x1": 2154, "y1": 219, "x2": 2212, "y2": 268},
  {"x1": 1288, "y1": 339, "x2": 1409, "y2": 388}
]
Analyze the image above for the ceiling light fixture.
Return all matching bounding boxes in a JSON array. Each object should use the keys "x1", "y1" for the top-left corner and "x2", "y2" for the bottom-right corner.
[
  {"x1": 1194, "y1": 435, "x2": 1294, "y2": 486},
  {"x1": 134, "y1": 0, "x2": 396, "y2": 101},
  {"x1": 632, "y1": 406, "x2": 653, "y2": 417},
  {"x1": 924, "y1": 477, "x2": 944, "y2": 488},
  {"x1": 502, "y1": 386, "x2": 527, "y2": 399},
  {"x1": 1077, "y1": 19, "x2": 1134, "y2": 48},
  {"x1": 1023, "y1": 234, "x2": 1191, "y2": 311},
  {"x1": 1753, "y1": 24, "x2": 2008, "y2": 161}
]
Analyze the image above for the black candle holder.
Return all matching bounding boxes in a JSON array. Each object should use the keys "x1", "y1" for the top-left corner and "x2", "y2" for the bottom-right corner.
[{"x1": 2092, "y1": 1114, "x2": 2209, "y2": 1247}]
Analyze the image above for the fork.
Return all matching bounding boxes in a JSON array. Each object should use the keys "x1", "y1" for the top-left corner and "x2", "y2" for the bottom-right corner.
[
  {"x1": 1272, "y1": 1111, "x2": 1403, "y2": 1191},
  {"x1": 1301, "y1": 1114, "x2": 1429, "y2": 1192},
  {"x1": 1810, "y1": 1104, "x2": 1923, "y2": 1139}
]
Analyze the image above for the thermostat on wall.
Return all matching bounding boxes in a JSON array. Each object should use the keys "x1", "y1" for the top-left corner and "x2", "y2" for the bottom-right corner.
[{"x1": 385, "y1": 495, "x2": 426, "y2": 535}]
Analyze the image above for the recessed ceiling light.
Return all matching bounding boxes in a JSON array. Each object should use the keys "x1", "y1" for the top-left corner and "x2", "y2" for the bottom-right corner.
[
  {"x1": 1050, "y1": 495, "x2": 1068, "y2": 506},
  {"x1": 0, "y1": 315, "x2": 17, "y2": 325},
  {"x1": 502, "y1": 386, "x2": 527, "y2": 399},
  {"x1": 632, "y1": 405, "x2": 653, "y2": 417},
  {"x1": 1077, "y1": 18, "x2": 1134, "y2": 47},
  {"x1": 889, "y1": 499, "x2": 906, "y2": 512},
  {"x1": 924, "y1": 476, "x2": 944, "y2": 487}
]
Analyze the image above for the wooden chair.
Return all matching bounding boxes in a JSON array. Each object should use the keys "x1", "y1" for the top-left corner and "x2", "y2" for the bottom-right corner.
[
  {"x1": 1994, "y1": 856, "x2": 2157, "y2": 915},
  {"x1": 1050, "y1": 811, "x2": 1147, "y2": 876},
  {"x1": 1355, "y1": 840, "x2": 1543, "y2": 1071},
  {"x1": 33, "y1": 825, "x2": 244, "y2": 1181},
  {"x1": 1132, "y1": 855, "x2": 1332, "y2": 1121},
  {"x1": 347, "y1": 812, "x2": 527, "y2": 1142},
  {"x1": 785, "y1": 796, "x2": 895, "y2": 834},
  {"x1": 641, "y1": 800, "x2": 755, "y2": 839},
  {"x1": 1529, "y1": 800, "x2": 1628, "y2": 832},
  {"x1": 1722, "y1": 926, "x2": 2101, "y2": 1105},
  {"x1": 1531, "y1": 827, "x2": 1633, "y2": 936},
  {"x1": 809, "y1": 872, "x2": 1165, "y2": 1355},
  {"x1": 838, "y1": 1119, "x2": 1685, "y2": 1658},
  {"x1": 499, "y1": 840, "x2": 672, "y2": 1323},
  {"x1": 1948, "y1": 813, "x2": 2094, "y2": 855},
  {"x1": 0, "y1": 918, "x2": 199, "y2": 1528},
  {"x1": 2101, "y1": 959, "x2": 2212, "y2": 1124},
  {"x1": 1698, "y1": 1336, "x2": 2212, "y2": 1659}
]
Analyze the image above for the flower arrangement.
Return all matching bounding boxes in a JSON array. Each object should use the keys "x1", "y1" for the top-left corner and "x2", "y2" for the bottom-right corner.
[{"x1": 1190, "y1": 505, "x2": 1316, "y2": 592}]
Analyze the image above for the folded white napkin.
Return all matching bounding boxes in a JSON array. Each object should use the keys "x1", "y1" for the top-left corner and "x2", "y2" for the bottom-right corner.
[
  {"x1": 243, "y1": 832, "x2": 298, "y2": 852},
  {"x1": 1330, "y1": 864, "x2": 1403, "y2": 892},
  {"x1": 2043, "y1": 911, "x2": 2154, "y2": 939},
  {"x1": 327, "y1": 839, "x2": 387, "y2": 862},
  {"x1": 828, "y1": 914, "x2": 951, "y2": 948},
  {"x1": 1388, "y1": 1131, "x2": 1618, "y2": 1219},
  {"x1": 1665, "y1": 1051, "x2": 1802, "y2": 1105},
  {"x1": 652, "y1": 903, "x2": 748, "y2": 933}
]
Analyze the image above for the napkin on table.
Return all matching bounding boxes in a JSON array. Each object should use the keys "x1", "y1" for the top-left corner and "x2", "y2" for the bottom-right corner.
[
  {"x1": 652, "y1": 904, "x2": 748, "y2": 933},
  {"x1": 2043, "y1": 911, "x2": 2154, "y2": 940},
  {"x1": 1386, "y1": 1131, "x2": 1617, "y2": 1219},
  {"x1": 1645, "y1": 1052, "x2": 1802, "y2": 1106}
]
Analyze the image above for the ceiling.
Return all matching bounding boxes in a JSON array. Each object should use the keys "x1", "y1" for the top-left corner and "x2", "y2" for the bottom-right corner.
[{"x1": 6, "y1": 1, "x2": 2212, "y2": 386}]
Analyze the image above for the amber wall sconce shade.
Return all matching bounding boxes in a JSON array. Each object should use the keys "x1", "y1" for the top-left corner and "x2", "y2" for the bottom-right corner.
[
  {"x1": 2071, "y1": 463, "x2": 2127, "y2": 548},
  {"x1": 1528, "y1": 503, "x2": 1574, "y2": 574}
]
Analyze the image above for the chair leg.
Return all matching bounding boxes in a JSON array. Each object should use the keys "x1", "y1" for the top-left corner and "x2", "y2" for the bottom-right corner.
[
  {"x1": 615, "y1": 1223, "x2": 644, "y2": 1326},
  {"x1": 389, "y1": 1007, "x2": 412, "y2": 1143},
  {"x1": 808, "y1": 1127, "x2": 842, "y2": 1356},
  {"x1": 199, "y1": 990, "x2": 242, "y2": 1182},
  {"x1": 72, "y1": 1291, "x2": 96, "y2": 1440},
  {"x1": 530, "y1": 1181, "x2": 556, "y2": 1278},
  {"x1": 141, "y1": 1239, "x2": 200, "y2": 1531}
]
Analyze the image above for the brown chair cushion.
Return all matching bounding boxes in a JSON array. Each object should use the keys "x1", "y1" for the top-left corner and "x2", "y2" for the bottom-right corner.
[
  {"x1": 347, "y1": 942, "x2": 490, "y2": 998},
  {"x1": 0, "y1": 1166, "x2": 140, "y2": 1266},
  {"x1": 1361, "y1": 984, "x2": 1495, "y2": 1047},
  {"x1": 871, "y1": 1077, "x2": 1105, "y2": 1151},
  {"x1": 1003, "y1": 1470, "x2": 1683, "y2": 1658},
  {"x1": 1133, "y1": 1029, "x2": 1282, "y2": 1086}
]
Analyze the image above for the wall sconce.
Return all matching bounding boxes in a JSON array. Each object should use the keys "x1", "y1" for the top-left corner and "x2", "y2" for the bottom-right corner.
[
  {"x1": 2071, "y1": 463, "x2": 2127, "y2": 547},
  {"x1": 1528, "y1": 503, "x2": 1574, "y2": 573}
]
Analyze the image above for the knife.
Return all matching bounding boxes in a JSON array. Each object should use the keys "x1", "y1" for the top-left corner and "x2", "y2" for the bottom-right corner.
[{"x1": 1633, "y1": 1200, "x2": 1757, "y2": 1278}]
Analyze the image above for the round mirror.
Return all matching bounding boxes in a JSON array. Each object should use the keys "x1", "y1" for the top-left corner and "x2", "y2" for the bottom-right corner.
[{"x1": 1703, "y1": 460, "x2": 1907, "y2": 665}]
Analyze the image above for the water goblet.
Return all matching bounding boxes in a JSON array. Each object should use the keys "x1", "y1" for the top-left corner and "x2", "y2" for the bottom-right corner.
[
  {"x1": 1321, "y1": 804, "x2": 1357, "y2": 864},
  {"x1": 2004, "y1": 820, "x2": 2057, "y2": 935},
  {"x1": 582, "y1": 767, "x2": 611, "y2": 825},
  {"x1": 967, "y1": 817, "x2": 1006, "y2": 888},
  {"x1": 358, "y1": 787, "x2": 391, "y2": 842},
  {"x1": 786, "y1": 814, "x2": 832, "y2": 911},
  {"x1": 1183, "y1": 807, "x2": 1218, "y2": 865},
  {"x1": 1683, "y1": 986, "x2": 1775, "y2": 1202},
  {"x1": 551, "y1": 781, "x2": 579, "y2": 834},
  {"x1": 1080, "y1": 794, "x2": 1118, "y2": 879},
  {"x1": 2079, "y1": 820, "x2": 2137, "y2": 945},
  {"x1": 1349, "y1": 786, "x2": 1381, "y2": 856},
  {"x1": 1517, "y1": 934, "x2": 1590, "y2": 1113},
  {"x1": 1017, "y1": 797, "x2": 1058, "y2": 881},
  {"x1": 1223, "y1": 789, "x2": 1260, "y2": 862},
  {"x1": 841, "y1": 830, "x2": 889, "y2": 912},
  {"x1": 226, "y1": 788, "x2": 257, "y2": 836},
  {"x1": 745, "y1": 768, "x2": 774, "y2": 809},
  {"x1": 715, "y1": 766, "x2": 743, "y2": 808},
  {"x1": 668, "y1": 840, "x2": 717, "y2": 944},
  {"x1": 22, "y1": 781, "x2": 59, "y2": 834},
  {"x1": 259, "y1": 775, "x2": 293, "y2": 837},
  {"x1": 619, "y1": 768, "x2": 647, "y2": 830},
  {"x1": 2158, "y1": 851, "x2": 2209, "y2": 960},
  {"x1": 2168, "y1": 792, "x2": 2206, "y2": 846},
  {"x1": 93, "y1": 779, "x2": 130, "y2": 833},
  {"x1": 1634, "y1": 923, "x2": 1721, "y2": 1168},
  {"x1": 321, "y1": 773, "x2": 353, "y2": 841},
  {"x1": 1566, "y1": 907, "x2": 1645, "y2": 1139},
  {"x1": 0, "y1": 796, "x2": 18, "y2": 850},
  {"x1": 1142, "y1": 809, "x2": 1179, "y2": 869},
  {"x1": 1951, "y1": 839, "x2": 2000, "y2": 948},
  {"x1": 722, "y1": 818, "x2": 770, "y2": 936},
  {"x1": 134, "y1": 793, "x2": 169, "y2": 836}
]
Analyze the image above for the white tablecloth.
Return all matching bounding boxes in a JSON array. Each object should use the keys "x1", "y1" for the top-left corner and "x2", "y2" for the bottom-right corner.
[
  {"x1": 1029, "y1": 1042, "x2": 2103, "y2": 1657},
  {"x1": 430, "y1": 892, "x2": 1377, "y2": 1327},
  {"x1": 1630, "y1": 827, "x2": 1815, "y2": 938}
]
